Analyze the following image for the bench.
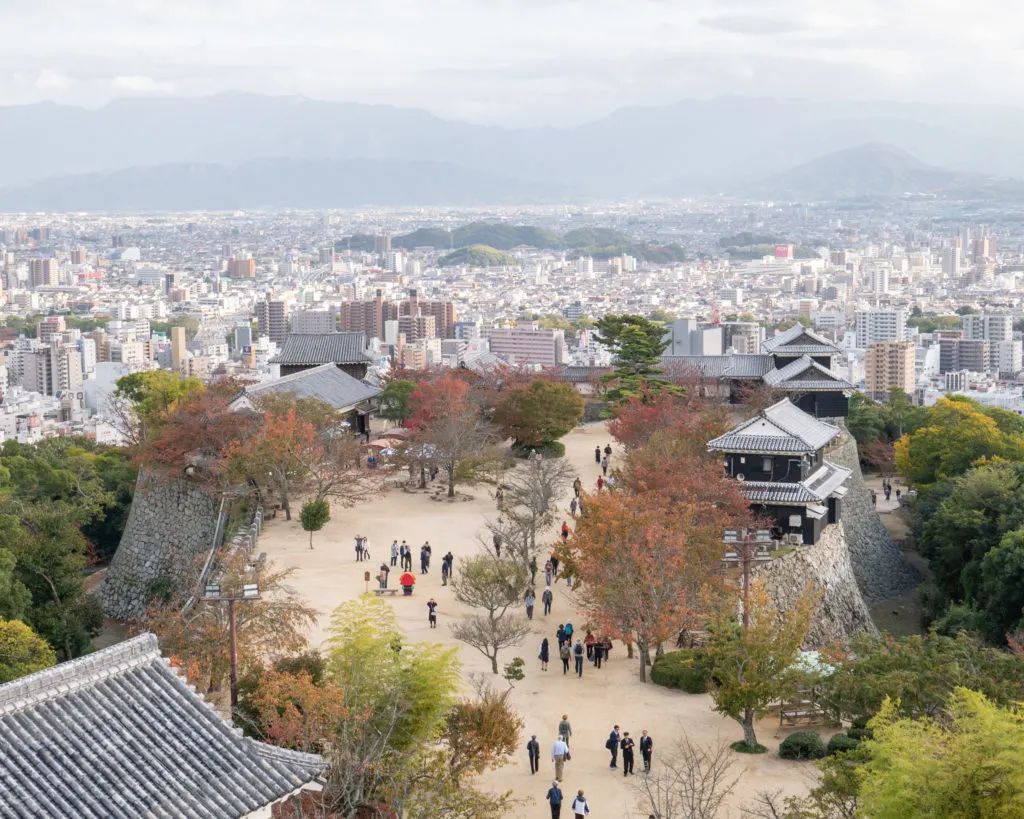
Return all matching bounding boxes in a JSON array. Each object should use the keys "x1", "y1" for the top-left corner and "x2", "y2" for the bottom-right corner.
[{"x1": 373, "y1": 588, "x2": 400, "y2": 596}]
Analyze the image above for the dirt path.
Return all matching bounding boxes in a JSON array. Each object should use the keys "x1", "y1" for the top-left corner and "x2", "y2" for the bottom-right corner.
[{"x1": 259, "y1": 423, "x2": 815, "y2": 817}]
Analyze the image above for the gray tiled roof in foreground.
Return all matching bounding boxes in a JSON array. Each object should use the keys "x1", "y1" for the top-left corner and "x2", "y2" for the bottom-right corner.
[
  {"x1": 0, "y1": 633, "x2": 325, "y2": 819},
  {"x1": 240, "y1": 362, "x2": 381, "y2": 409},
  {"x1": 707, "y1": 398, "x2": 841, "y2": 454}
]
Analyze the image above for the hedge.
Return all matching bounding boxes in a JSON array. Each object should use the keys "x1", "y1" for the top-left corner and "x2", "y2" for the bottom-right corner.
[
  {"x1": 778, "y1": 731, "x2": 825, "y2": 760},
  {"x1": 510, "y1": 441, "x2": 566, "y2": 459},
  {"x1": 826, "y1": 733, "x2": 860, "y2": 755},
  {"x1": 650, "y1": 649, "x2": 711, "y2": 694}
]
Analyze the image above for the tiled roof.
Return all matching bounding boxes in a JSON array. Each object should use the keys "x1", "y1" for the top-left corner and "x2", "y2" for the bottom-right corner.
[
  {"x1": 741, "y1": 481, "x2": 821, "y2": 504},
  {"x1": 271, "y1": 333, "x2": 372, "y2": 366},
  {"x1": 707, "y1": 398, "x2": 840, "y2": 454},
  {"x1": 762, "y1": 325, "x2": 841, "y2": 355},
  {"x1": 663, "y1": 353, "x2": 774, "y2": 379},
  {"x1": 0, "y1": 633, "x2": 325, "y2": 819},
  {"x1": 803, "y1": 460, "x2": 853, "y2": 499},
  {"x1": 763, "y1": 355, "x2": 855, "y2": 391},
  {"x1": 239, "y1": 362, "x2": 381, "y2": 410}
]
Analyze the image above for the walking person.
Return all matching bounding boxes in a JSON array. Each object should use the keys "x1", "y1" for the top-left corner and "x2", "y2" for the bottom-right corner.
[
  {"x1": 547, "y1": 780, "x2": 564, "y2": 819},
  {"x1": 559, "y1": 641, "x2": 571, "y2": 674},
  {"x1": 573, "y1": 477, "x2": 582, "y2": 498},
  {"x1": 493, "y1": 532, "x2": 502, "y2": 558},
  {"x1": 378, "y1": 563, "x2": 390, "y2": 589},
  {"x1": 601, "y1": 456, "x2": 608, "y2": 476},
  {"x1": 525, "y1": 589, "x2": 536, "y2": 620},
  {"x1": 539, "y1": 638, "x2": 550, "y2": 671},
  {"x1": 573, "y1": 639, "x2": 584, "y2": 677},
  {"x1": 550, "y1": 555, "x2": 560, "y2": 577},
  {"x1": 557, "y1": 714, "x2": 572, "y2": 748},
  {"x1": 545, "y1": 560, "x2": 554, "y2": 586},
  {"x1": 426, "y1": 598, "x2": 438, "y2": 629},
  {"x1": 595, "y1": 445, "x2": 601, "y2": 464},
  {"x1": 552, "y1": 737, "x2": 569, "y2": 781},
  {"x1": 896, "y1": 487, "x2": 902, "y2": 503},
  {"x1": 561, "y1": 521, "x2": 570, "y2": 542},
  {"x1": 584, "y1": 630, "x2": 596, "y2": 661},
  {"x1": 556, "y1": 624, "x2": 566, "y2": 649},
  {"x1": 604, "y1": 443, "x2": 612, "y2": 461},
  {"x1": 639, "y1": 729, "x2": 653, "y2": 772},
  {"x1": 569, "y1": 498, "x2": 578, "y2": 516},
  {"x1": 420, "y1": 544, "x2": 429, "y2": 574},
  {"x1": 529, "y1": 556, "x2": 538, "y2": 585},
  {"x1": 596, "y1": 475, "x2": 604, "y2": 492},
  {"x1": 354, "y1": 535, "x2": 364, "y2": 562},
  {"x1": 621, "y1": 731, "x2": 636, "y2": 776},
  {"x1": 440, "y1": 559, "x2": 450, "y2": 586},
  {"x1": 361, "y1": 536, "x2": 370, "y2": 560},
  {"x1": 527, "y1": 735, "x2": 540, "y2": 775},
  {"x1": 571, "y1": 790, "x2": 591, "y2": 818},
  {"x1": 542, "y1": 585, "x2": 553, "y2": 616},
  {"x1": 606, "y1": 725, "x2": 621, "y2": 769},
  {"x1": 400, "y1": 540, "x2": 411, "y2": 570},
  {"x1": 390, "y1": 540, "x2": 399, "y2": 567},
  {"x1": 564, "y1": 622, "x2": 574, "y2": 643}
]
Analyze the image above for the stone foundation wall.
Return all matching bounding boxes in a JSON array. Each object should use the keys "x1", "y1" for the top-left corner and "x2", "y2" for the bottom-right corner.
[
  {"x1": 828, "y1": 433, "x2": 920, "y2": 602},
  {"x1": 101, "y1": 472, "x2": 221, "y2": 620},
  {"x1": 754, "y1": 523, "x2": 878, "y2": 648}
]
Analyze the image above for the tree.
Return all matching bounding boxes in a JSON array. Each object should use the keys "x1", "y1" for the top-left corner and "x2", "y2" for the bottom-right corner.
[
  {"x1": 493, "y1": 379, "x2": 584, "y2": 449},
  {"x1": 300, "y1": 499, "x2": 331, "y2": 550},
  {"x1": 378, "y1": 379, "x2": 417, "y2": 426},
  {"x1": 487, "y1": 454, "x2": 575, "y2": 565},
  {"x1": 895, "y1": 397, "x2": 1024, "y2": 486},
  {"x1": 450, "y1": 554, "x2": 530, "y2": 673},
  {"x1": 0, "y1": 549, "x2": 31, "y2": 622},
  {"x1": 608, "y1": 390, "x2": 729, "y2": 454},
  {"x1": 559, "y1": 489, "x2": 735, "y2": 682},
  {"x1": 0, "y1": 617, "x2": 56, "y2": 683},
  {"x1": 444, "y1": 680, "x2": 523, "y2": 782},
  {"x1": 819, "y1": 631, "x2": 1024, "y2": 722},
  {"x1": 979, "y1": 530, "x2": 1024, "y2": 640},
  {"x1": 845, "y1": 392, "x2": 887, "y2": 446},
  {"x1": 112, "y1": 370, "x2": 204, "y2": 445},
  {"x1": 633, "y1": 734, "x2": 738, "y2": 819},
  {"x1": 857, "y1": 689, "x2": 1024, "y2": 818},
  {"x1": 408, "y1": 374, "x2": 497, "y2": 498},
  {"x1": 705, "y1": 580, "x2": 818, "y2": 751},
  {"x1": 141, "y1": 553, "x2": 317, "y2": 695},
  {"x1": 594, "y1": 313, "x2": 678, "y2": 403}
]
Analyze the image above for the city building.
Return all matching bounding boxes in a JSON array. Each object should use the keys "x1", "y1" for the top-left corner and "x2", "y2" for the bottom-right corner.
[
  {"x1": 489, "y1": 321, "x2": 566, "y2": 367},
  {"x1": 855, "y1": 308, "x2": 907, "y2": 347},
  {"x1": 227, "y1": 258, "x2": 256, "y2": 279},
  {"x1": 865, "y1": 341, "x2": 916, "y2": 399},
  {"x1": 256, "y1": 296, "x2": 287, "y2": 345},
  {"x1": 939, "y1": 337, "x2": 990, "y2": 374},
  {"x1": 707, "y1": 399, "x2": 851, "y2": 546},
  {"x1": 291, "y1": 308, "x2": 336, "y2": 335},
  {"x1": 170, "y1": 325, "x2": 186, "y2": 373},
  {"x1": 29, "y1": 257, "x2": 58, "y2": 288},
  {"x1": 271, "y1": 332, "x2": 374, "y2": 379}
]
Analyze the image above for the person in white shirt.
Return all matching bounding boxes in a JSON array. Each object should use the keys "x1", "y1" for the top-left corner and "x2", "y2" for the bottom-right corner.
[
  {"x1": 571, "y1": 789, "x2": 590, "y2": 817},
  {"x1": 551, "y1": 735, "x2": 569, "y2": 780}
]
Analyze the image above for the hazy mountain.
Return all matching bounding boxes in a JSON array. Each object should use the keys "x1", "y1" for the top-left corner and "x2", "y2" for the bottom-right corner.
[
  {"x1": 733, "y1": 144, "x2": 1024, "y2": 201},
  {"x1": 6, "y1": 93, "x2": 1024, "y2": 205},
  {"x1": 0, "y1": 158, "x2": 569, "y2": 211}
]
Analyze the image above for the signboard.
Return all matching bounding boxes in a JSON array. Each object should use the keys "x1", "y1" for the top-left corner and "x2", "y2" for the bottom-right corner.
[
  {"x1": 722, "y1": 529, "x2": 740, "y2": 543},
  {"x1": 755, "y1": 529, "x2": 773, "y2": 542},
  {"x1": 788, "y1": 515, "x2": 802, "y2": 528},
  {"x1": 775, "y1": 243, "x2": 795, "y2": 259}
]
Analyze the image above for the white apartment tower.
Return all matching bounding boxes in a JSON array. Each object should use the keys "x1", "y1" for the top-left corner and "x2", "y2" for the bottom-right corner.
[{"x1": 855, "y1": 308, "x2": 908, "y2": 347}]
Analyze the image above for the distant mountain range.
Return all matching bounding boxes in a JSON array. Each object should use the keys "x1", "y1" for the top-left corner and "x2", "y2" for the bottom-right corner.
[{"x1": 5, "y1": 93, "x2": 1024, "y2": 208}]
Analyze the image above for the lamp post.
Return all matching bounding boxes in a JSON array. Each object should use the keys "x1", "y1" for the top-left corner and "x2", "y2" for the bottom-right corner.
[
  {"x1": 721, "y1": 529, "x2": 774, "y2": 630},
  {"x1": 203, "y1": 581, "x2": 260, "y2": 714}
]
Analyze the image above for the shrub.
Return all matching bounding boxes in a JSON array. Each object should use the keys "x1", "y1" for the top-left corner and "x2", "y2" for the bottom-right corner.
[
  {"x1": 826, "y1": 733, "x2": 860, "y2": 755},
  {"x1": 846, "y1": 727, "x2": 874, "y2": 741},
  {"x1": 510, "y1": 441, "x2": 566, "y2": 459},
  {"x1": 650, "y1": 649, "x2": 711, "y2": 694},
  {"x1": 779, "y1": 731, "x2": 826, "y2": 760},
  {"x1": 850, "y1": 715, "x2": 870, "y2": 731}
]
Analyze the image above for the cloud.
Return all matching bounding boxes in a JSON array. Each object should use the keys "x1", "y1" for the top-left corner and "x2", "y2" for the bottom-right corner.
[
  {"x1": 700, "y1": 15, "x2": 808, "y2": 35},
  {"x1": 34, "y1": 69, "x2": 73, "y2": 91},
  {"x1": 113, "y1": 76, "x2": 176, "y2": 94}
]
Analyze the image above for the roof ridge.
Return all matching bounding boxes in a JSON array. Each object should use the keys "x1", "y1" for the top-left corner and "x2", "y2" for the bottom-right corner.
[{"x1": 0, "y1": 633, "x2": 160, "y2": 715}]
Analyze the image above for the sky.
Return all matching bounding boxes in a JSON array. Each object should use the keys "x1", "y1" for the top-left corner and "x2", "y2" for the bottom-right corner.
[{"x1": 2, "y1": 0, "x2": 1021, "y2": 126}]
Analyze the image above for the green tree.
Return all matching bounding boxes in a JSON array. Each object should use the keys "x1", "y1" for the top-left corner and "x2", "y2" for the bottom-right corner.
[
  {"x1": 0, "y1": 549, "x2": 31, "y2": 622},
  {"x1": 858, "y1": 689, "x2": 1024, "y2": 818},
  {"x1": 846, "y1": 392, "x2": 887, "y2": 445},
  {"x1": 300, "y1": 499, "x2": 331, "y2": 550},
  {"x1": 113, "y1": 370, "x2": 204, "y2": 444},
  {"x1": 493, "y1": 379, "x2": 584, "y2": 448},
  {"x1": 594, "y1": 314, "x2": 677, "y2": 404},
  {"x1": 0, "y1": 618, "x2": 56, "y2": 683},
  {"x1": 882, "y1": 387, "x2": 928, "y2": 440},
  {"x1": 378, "y1": 379, "x2": 417, "y2": 426},
  {"x1": 705, "y1": 580, "x2": 818, "y2": 751},
  {"x1": 979, "y1": 530, "x2": 1024, "y2": 640}
]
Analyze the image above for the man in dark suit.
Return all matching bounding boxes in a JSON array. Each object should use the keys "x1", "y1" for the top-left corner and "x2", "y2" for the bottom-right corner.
[
  {"x1": 607, "y1": 725, "x2": 621, "y2": 769},
  {"x1": 639, "y1": 729, "x2": 654, "y2": 772},
  {"x1": 527, "y1": 734, "x2": 540, "y2": 774}
]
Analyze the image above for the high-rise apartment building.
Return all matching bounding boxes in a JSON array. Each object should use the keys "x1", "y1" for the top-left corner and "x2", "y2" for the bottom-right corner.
[
  {"x1": 489, "y1": 321, "x2": 565, "y2": 367},
  {"x1": 398, "y1": 314, "x2": 435, "y2": 344},
  {"x1": 70, "y1": 247, "x2": 86, "y2": 265},
  {"x1": 256, "y1": 296, "x2": 287, "y2": 345},
  {"x1": 170, "y1": 326, "x2": 187, "y2": 373},
  {"x1": 338, "y1": 290, "x2": 456, "y2": 341},
  {"x1": 855, "y1": 309, "x2": 907, "y2": 347},
  {"x1": 228, "y1": 258, "x2": 256, "y2": 279},
  {"x1": 961, "y1": 313, "x2": 1013, "y2": 371},
  {"x1": 865, "y1": 341, "x2": 916, "y2": 399},
  {"x1": 29, "y1": 258, "x2": 58, "y2": 288},
  {"x1": 939, "y1": 337, "x2": 989, "y2": 374},
  {"x1": 38, "y1": 316, "x2": 67, "y2": 344},
  {"x1": 291, "y1": 309, "x2": 336, "y2": 335}
]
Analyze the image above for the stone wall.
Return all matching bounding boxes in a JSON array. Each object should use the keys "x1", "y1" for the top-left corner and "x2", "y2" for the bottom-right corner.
[
  {"x1": 101, "y1": 471, "x2": 222, "y2": 620},
  {"x1": 828, "y1": 433, "x2": 920, "y2": 602},
  {"x1": 754, "y1": 523, "x2": 878, "y2": 648}
]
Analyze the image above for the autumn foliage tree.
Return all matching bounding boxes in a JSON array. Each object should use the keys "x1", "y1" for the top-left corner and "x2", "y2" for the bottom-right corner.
[
  {"x1": 608, "y1": 390, "x2": 729, "y2": 455},
  {"x1": 408, "y1": 374, "x2": 496, "y2": 498},
  {"x1": 559, "y1": 488, "x2": 738, "y2": 682}
]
